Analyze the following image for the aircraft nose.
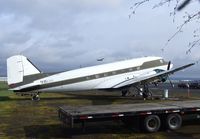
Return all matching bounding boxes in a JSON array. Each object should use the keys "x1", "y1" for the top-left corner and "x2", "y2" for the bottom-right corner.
[{"x1": 170, "y1": 63, "x2": 173, "y2": 69}]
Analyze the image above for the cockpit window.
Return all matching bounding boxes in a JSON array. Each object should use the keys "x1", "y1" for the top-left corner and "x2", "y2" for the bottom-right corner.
[
  {"x1": 154, "y1": 69, "x2": 165, "y2": 73},
  {"x1": 137, "y1": 67, "x2": 140, "y2": 70}
]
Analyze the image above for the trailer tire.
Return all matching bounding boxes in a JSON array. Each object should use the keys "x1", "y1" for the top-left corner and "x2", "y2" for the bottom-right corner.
[
  {"x1": 143, "y1": 115, "x2": 161, "y2": 133},
  {"x1": 166, "y1": 113, "x2": 182, "y2": 131}
]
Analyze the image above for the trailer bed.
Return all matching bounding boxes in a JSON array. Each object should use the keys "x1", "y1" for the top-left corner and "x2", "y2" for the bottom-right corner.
[{"x1": 58, "y1": 100, "x2": 200, "y2": 129}]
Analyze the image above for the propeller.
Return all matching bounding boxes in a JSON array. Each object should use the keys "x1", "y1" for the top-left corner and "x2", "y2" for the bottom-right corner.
[{"x1": 167, "y1": 61, "x2": 171, "y2": 70}]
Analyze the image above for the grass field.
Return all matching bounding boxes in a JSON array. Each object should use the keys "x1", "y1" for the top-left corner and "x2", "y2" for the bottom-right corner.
[{"x1": 1, "y1": 82, "x2": 200, "y2": 139}]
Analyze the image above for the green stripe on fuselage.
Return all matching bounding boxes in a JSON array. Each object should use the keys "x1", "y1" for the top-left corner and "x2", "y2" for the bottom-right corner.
[{"x1": 16, "y1": 59, "x2": 168, "y2": 92}]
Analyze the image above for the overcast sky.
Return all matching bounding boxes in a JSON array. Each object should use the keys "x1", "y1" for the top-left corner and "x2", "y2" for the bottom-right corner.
[{"x1": 0, "y1": 0, "x2": 199, "y2": 78}]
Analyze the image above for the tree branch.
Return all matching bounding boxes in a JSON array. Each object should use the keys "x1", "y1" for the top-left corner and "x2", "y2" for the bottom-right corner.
[
  {"x1": 131, "y1": 0, "x2": 200, "y2": 53},
  {"x1": 177, "y1": 0, "x2": 191, "y2": 11}
]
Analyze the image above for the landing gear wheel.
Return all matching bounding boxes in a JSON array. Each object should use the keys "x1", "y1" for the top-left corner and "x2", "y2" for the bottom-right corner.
[
  {"x1": 142, "y1": 84, "x2": 152, "y2": 100},
  {"x1": 32, "y1": 94, "x2": 40, "y2": 101},
  {"x1": 121, "y1": 90, "x2": 128, "y2": 97},
  {"x1": 143, "y1": 115, "x2": 161, "y2": 133},
  {"x1": 142, "y1": 91, "x2": 152, "y2": 100},
  {"x1": 166, "y1": 114, "x2": 182, "y2": 131}
]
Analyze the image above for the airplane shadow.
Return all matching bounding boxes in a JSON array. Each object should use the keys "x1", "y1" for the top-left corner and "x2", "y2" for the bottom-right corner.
[
  {"x1": 0, "y1": 91, "x2": 144, "y2": 105},
  {"x1": 0, "y1": 96, "x2": 37, "y2": 101},
  {"x1": 62, "y1": 93, "x2": 144, "y2": 105}
]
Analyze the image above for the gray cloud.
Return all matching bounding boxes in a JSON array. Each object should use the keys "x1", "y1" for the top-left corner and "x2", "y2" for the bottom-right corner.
[{"x1": 0, "y1": 0, "x2": 199, "y2": 77}]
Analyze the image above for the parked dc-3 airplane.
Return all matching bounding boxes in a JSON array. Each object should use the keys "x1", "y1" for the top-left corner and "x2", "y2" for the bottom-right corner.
[{"x1": 7, "y1": 55, "x2": 194, "y2": 101}]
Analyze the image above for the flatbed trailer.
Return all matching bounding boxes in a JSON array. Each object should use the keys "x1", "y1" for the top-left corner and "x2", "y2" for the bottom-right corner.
[{"x1": 58, "y1": 100, "x2": 200, "y2": 132}]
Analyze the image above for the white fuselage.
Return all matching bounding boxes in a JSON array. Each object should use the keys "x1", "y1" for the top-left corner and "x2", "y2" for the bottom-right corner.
[{"x1": 29, "y1": 56, "x2": 169, "y2": 92}]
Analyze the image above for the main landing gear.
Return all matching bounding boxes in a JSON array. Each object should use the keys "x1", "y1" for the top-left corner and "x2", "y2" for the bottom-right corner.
[
  {"x1": 142, "y1": 84, "x2": 152, "y2": 100},
  {"x1": 121, "y1": 90, "x2": 129, "y2": 97},
  {"x1": 121, "y1": 84, "x2": 152, "y2": 99}
]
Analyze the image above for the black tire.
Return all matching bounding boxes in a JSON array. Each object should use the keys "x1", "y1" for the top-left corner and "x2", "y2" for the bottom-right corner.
[
  {"x1": 166, "y1": 113, "x2": 182, "y2": 131},
  {"x1": 32, "y1": 95, "x2": 40, "y2": 101},
  {"x1": 143, "y1": 115, "x2": 161, "y2": 133},
  {"x1": 121, "y1": 90, "x2": 128, "y2": 97}
]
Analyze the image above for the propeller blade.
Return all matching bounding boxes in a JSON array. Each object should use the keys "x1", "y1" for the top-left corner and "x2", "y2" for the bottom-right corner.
[{"x1": 167, "y1": 61, "x2": 171, "y2": 70}]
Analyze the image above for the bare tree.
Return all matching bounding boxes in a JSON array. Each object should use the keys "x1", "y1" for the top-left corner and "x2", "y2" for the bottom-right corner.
[{"x1": 130, "y1": 0, "x2": 200, "y2": 54}]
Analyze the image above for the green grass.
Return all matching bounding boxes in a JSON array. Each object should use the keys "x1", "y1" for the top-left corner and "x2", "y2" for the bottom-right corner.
[{"x1": 0, "y1": 82, "x2": 200, "y2": 139}]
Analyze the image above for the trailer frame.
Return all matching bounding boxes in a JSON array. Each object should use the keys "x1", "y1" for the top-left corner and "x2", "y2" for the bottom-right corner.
[{"x1": 58, "y1": 100, "x2": 200, "y2": 132}]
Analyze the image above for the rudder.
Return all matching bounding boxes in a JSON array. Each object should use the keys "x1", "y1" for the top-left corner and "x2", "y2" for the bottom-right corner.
[{"x1": 7, "y1": 55, "x2": 40, "y2": 86}]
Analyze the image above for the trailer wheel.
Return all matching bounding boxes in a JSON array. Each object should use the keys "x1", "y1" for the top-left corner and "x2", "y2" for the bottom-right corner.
[
  {"x1": 166, "y1": 113, "x2": 182, "y2": 131},
  {"x1": 143, "y1": 115, "x2": 161, "y2": 132}
]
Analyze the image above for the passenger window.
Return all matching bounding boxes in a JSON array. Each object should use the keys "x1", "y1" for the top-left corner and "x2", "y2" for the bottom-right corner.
[{"x1": 86, "y1": 76, "x2": 90, "y2": 80}]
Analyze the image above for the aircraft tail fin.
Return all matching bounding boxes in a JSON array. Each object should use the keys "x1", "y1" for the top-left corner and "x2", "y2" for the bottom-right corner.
[{"x1": 7, "y1": 55, "x2": 41, "y2": 86}]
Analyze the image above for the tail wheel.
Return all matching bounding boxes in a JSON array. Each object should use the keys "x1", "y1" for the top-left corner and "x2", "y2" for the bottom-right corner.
[
  {"x1": 166, "y1": 113, "x2": 182, "y2": 130},
  {"x1": 143, "y1": 115, "x2": 161, "y2": 133},
  {"x1": 32, "y1": 94, "x2": 40, "y2": 101}
]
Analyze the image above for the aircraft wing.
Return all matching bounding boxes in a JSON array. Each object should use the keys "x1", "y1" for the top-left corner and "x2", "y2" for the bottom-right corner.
[{"x1": 111, "y1": 63, "x2": 195, "y2": 89}]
